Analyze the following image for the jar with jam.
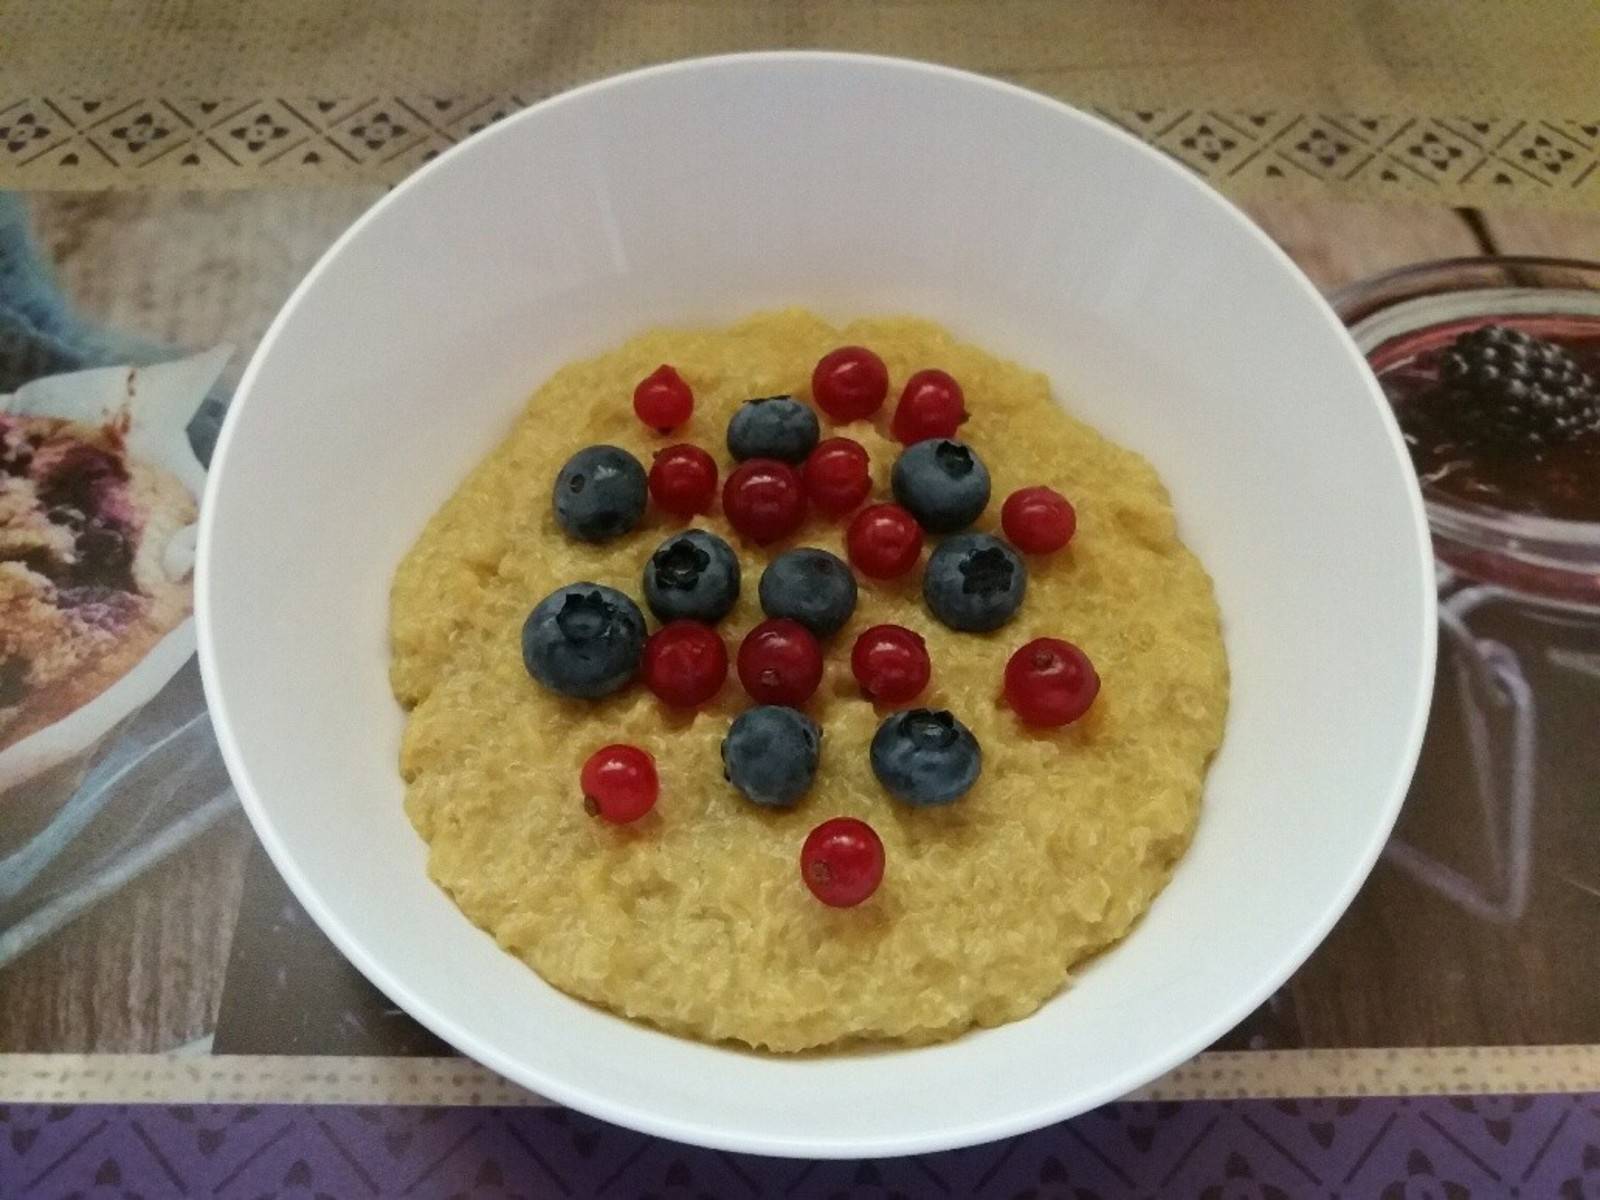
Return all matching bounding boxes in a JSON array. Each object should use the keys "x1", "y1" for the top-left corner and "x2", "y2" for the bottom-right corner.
[{"x1": 1335, "y1": 257, "x2": 1600, "y2": 925}]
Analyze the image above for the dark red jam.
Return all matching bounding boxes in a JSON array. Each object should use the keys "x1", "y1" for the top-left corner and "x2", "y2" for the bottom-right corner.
[{"x1": 1375, "y1": 315, "x2": 1600, "y2": 522}]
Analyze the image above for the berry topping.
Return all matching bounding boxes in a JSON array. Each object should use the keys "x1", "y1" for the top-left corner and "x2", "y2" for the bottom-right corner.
[
  {"x1": 869, "y1": 708, "x2": 981, "y2": 806},
  {"x1": 36, "y1": 442, "x2": 126, "y2": 514},
  {"x1": 648, "y1": 444, "x2": 718, "y2": 516},
  {"x1": 1001, "y1": 486, "x2": 1077, "y2": 554},
  {"x1": 801, "y1": 817, "x2": 885, "y2": 907},
  {"x1": 811, "y1": 346, "x2": 889, "y2": 422},
  {"x1": 74, "y1": 517, "x2": 134, "y2": 586},
  {"x1": 641, "y1": 620, "x2": 728, "y2": 708},
  {"x1": 1421, "y1": 324, "x2": 1600, "y2": 453},
  {"x1": 642, "y1": 529, "x2": 741, "y2": 623},
  {"x1": 850, "y1": 624, "x2": 931, "y2": 704},
  {"x1": 845, "y1": 503, "x2": 924, "y2": 579},
  {"x1": 722, "y1": 458, "x2": 807, "y2": 544},
  {"x1": 581, "y1": 744, "x2": 658, "y2": 823},
  {"x1": 801, "y1": 436, "x2": 872, "y2": 517},
  {"x1": 891, "y1": 369, "x2": 967, "y2": 444},
  {"x1": 923, "y1": 533, "x2": 1027, "y2": 632},
  {"x1": 552, "y1": 445, "x2": 647, "y2": 543},
  {"x1": 0, "y1": 656, "x2": 26, "y2": 707},
  {"x1": 737, "y1": 617, "x2": 824, "y2": 705},
  {"x1": 758, "y1": 547, "x2": 858, "y2": 637},
  {"x1": 721, "y1": 705, "x2": 821, "y2": 808},
  {"x1": 890, "y1": 439, "x2": 992, "y2": 533},
  {"x1": 1004, "y1": 637, "x2": 1100, "y2": 727},
  {"x1": 726, "y1": 395, "x2": 821, "y2": 464},
  {"x1": 522, "y1": 583, "x2": 647, "y2": 699},
  {"x1": 632, "y1": 364, "x2": 694, "y2": 433}
]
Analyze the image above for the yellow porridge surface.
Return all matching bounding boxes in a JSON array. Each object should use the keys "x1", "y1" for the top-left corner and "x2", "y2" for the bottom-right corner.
[{"x1": 390, "y1": 311, "x2": 1228, "y2": 1052}]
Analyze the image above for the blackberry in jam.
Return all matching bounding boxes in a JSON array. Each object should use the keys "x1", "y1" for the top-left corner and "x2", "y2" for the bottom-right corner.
[
  {"x1": 1382, "y1": 317, "x2": 1600, "y2": 521},
  {"x1": 1426, "y1": 325, "x2": 1598, "y2": 452}
]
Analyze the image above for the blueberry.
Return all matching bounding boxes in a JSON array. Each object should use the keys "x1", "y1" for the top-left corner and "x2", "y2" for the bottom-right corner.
[
  {"x1": 922, "y1": 533, "x2": 1027, "y2": 632},
  {"x1": 643, "y1": 529, "x2": 741, "y2": 623},
  {"x1": 757, "y1": 547, "x2": 858, "y2": 637},
  {"x1": 870, "y1": 708, "x2": 981, "y2": 806},
  {"x1": 721, "y1": 705, "x2": 821, "y2": 808},
  {"x1": 553, "y1": 445, "x2": 647, "y2": 542},
  {"x1": 891, "y1": 439, "x2": 991, "y2": 533},
  {"x1": 522, "y1": 582, "x2": 646, "y2": 699},
  {"x1": 726, "y1": 395, "x2": 819, "y2": 464}
]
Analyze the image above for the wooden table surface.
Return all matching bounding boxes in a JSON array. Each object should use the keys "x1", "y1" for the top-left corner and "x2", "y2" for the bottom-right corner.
[{"x1": 1, "y1": 192, "x2": 1596, "y2": 1054}]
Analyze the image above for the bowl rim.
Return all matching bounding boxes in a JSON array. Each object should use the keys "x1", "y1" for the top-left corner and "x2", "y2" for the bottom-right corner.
[{"x1": 196, "y1": 49, "x2": 1437, "y2": 1156}]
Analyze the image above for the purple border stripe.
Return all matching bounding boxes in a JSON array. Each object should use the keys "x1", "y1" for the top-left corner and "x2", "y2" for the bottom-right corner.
[{"x1": 0, "y1": 1094, "x2": 1597, "y2": 1197}]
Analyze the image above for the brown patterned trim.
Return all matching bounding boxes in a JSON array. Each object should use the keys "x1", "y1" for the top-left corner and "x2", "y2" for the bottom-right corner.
[
  {"x1": 0, "y1": 1054, "x2": 543, "y2": 1106},
  {"x1": 1, "y1": 1046, "x2": 1597, "y2": 1106},
  {"x1": 2, "y1": 96, "x2": 1598, "y2": 206}
]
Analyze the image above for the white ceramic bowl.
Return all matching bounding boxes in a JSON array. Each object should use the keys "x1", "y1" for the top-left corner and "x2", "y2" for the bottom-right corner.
[{"x1": 198, "y1": 53, "x2": 1435, "y2": 1156}]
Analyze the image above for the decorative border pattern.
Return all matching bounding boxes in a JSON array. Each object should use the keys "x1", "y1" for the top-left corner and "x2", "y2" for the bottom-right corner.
[
  {"x1": 2, "y1": 96, "x2": 1599, "y2": 206},
  {"x1": 1099, "y1": 109, "x2": 1600, "y2": 206},
  {"x1": 0, "y1": 1093, "x2": 1597, "y2": 1196},
  {"x1": 3, "y1": 1046, "x2": 1598, "y2": 1106},
  {"x1": 0, "y1": 95, "x2": 517, "y2": 186}
]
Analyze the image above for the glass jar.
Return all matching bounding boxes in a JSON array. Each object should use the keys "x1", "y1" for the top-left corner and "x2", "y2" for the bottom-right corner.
[
  {"x1": 1331, "y1": 257, "x2": 1600, "y2": 926},
  {"x1": 1335, "y1": 256, "x2": 1600, "y2": 610}
]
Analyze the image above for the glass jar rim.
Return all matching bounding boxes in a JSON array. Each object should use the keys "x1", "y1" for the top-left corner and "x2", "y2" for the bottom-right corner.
[{"x1": 1331, "y1": 254, "x2": 1600, "y2": 320}]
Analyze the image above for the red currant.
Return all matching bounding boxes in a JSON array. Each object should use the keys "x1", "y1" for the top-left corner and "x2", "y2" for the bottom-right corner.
[
  {"x1": 642, "y1": 620, "x2": 727, "y2": 707},
  {"x1": 801, "y1": 817, "x2": 885, "y2": 907},
  {"x1": 1004, "y1": 637, "x2": 1100, "y2": 727},
  {"x1": 737, "y1": 618, "x2": 823, "y2": 705},
  {"x1": 1002, "y1": 486, "x2": 1077, "y2": 554},
  {"x1": 891, "y1": 368, "x2": 967, "y2": 444},
  {"x1": 801, "y1": 437, "x2": 871, "y2": 517},
  {"x1": 632, "y1": 364, "x2": 694, "y2": 433},
  {"x1": 850, "y1": 624, "x2": 931, "y2": 704},
  {"x1": 648, "y1": 444, "x2": 718, "y2": 516},
  {"x1": 722, "y1": 458, "x2": 807, "y2": 544},
  {"x1": 846, "y1": 503, "x2": 924, "y2": 579},
  {"x1": 811, "y1": 345, "x2": 889, "y2": 422},
  {"x1": 580, "y1": 743, "x2": 658, "y2": 823}
]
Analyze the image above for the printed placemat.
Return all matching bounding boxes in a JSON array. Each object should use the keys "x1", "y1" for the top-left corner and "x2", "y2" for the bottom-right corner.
[
  {"x1": 1, "y1": 1049, "x2": 1598, "y2": 1196},
  {"x1": 2, "y1": 0, "x2": 1598, "y2": 207},
  {"x1": 1, "y1": 1095, "x2": 1597, "y2": 1196}
]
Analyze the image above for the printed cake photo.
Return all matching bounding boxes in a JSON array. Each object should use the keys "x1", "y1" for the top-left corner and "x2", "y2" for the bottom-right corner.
[
  {"x1": 0, "y1": 350, "x2": 221, "y2": 794},
  {"x1": 0, "y1": 410, "x2": 195, "y2": 751},
  {"x1": 390, "y1": 312, "x2": 1228, "y2": 1052}
]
